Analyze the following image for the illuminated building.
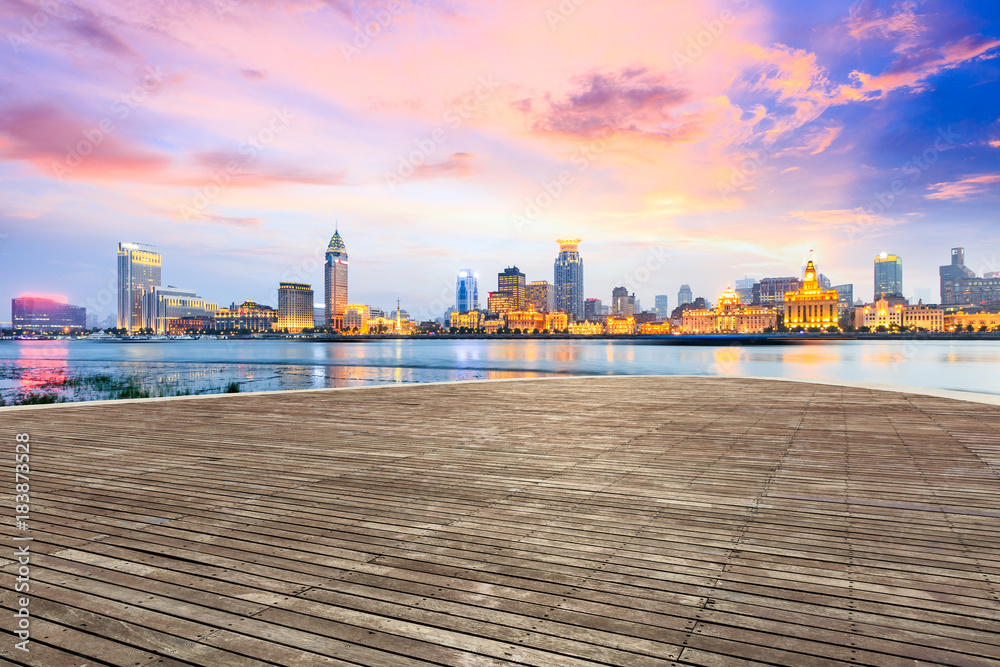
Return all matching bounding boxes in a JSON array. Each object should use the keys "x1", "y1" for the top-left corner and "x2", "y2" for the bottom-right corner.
[
  {"x1": 754, "y1": 277, "x2": 800, "y2": 306},
  {"x1": 168, "y1": 318, "x2": 213, "y2": 335},
  {"x1": 450, "y1": 311, "x2": 482, "y2": 330},
  {"x1": 11, "y1": 296, "x2": 86, "y2": 332},
  {"x1": 783, "y1": 261, "x2": 840, "y2": 329},
  {"x1": 833, "y1": 284, "x2": 854, "y2": 314},
  {"x1": 147, "y1": 287, "x2": 218, "y2": 334},
  {"x1": 640, "y1": 321, "x2": 671, "y2": 334},
  {"x1": 611, "y1": 287, "x2": 635, "y2": 317},
  {"x1": 568, "y1": 321, "x2": 603, "y2": 335},
  {"x1": 344, "y1": 304, "x2": 370, "y2": 333},
  {"x1": 677, "y1": 284, "x2": 692, "y2": 307},
  {"x1": 554, "y1": 239, "x2": 584, "y2": 321},
  {"x1": 733, "y1": 279, "x2": 755, "y2": 304},
  {"x1": 497, "y1": 266, "x2": 526, "y2": 311},
  {"x1": 366, "y1": 316, "x2": 397, "y2": 334},
  {"x1": 681, "y1": 285, "x2": 777, "y2": 333},
  {"x1": 606, "y1": 316, "x2": 636, "y2": 335},
  {"x1": 482, "y1": 318, "x2": 504, "y2": 334},
  {"x1": 545, "y1": 311, "x2": 568, "y2": 332},
  {"x1": 874, "y1": 252, "x2": 903, "y2": 299},
  {"x1": 939, "y1": 248, "x2": 1000, "y2": 306},
  {"x1": 456, "y1": 270, "x2": 479, "y2": 312},
  {"x1": 324, "y1": 229, "x2": 348, "y2": 329},
  {"x1": 277, "y1": 283, "x2": 314, "y2": 332},
  {"x1": 853, "y1": 299, "x2": 944, "y2": 331},
  {"x1": 213, "y1": 300, "x2": 277, "y2": 331},
  {"x1": 487, "y1": 291, "x2": 514, "y2": 314},
  {"x1": 526, "y1": 281, "x2": 555, "y2": 312},
  {"x1": 945, "y1": 310, "x2": 1000, "y2": 331},
  {"x1": 507, "y1": 308, "x2": 545, "y2": 332},
  {"x1": 117, "y1": 242, "x2": 161, "y2": 332}
]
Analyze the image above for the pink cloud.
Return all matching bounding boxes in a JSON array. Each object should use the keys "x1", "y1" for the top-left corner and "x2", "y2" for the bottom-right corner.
[
  {"x1": 924, "y1": 174, "x2": 1000, "y2": 201},
  {"x1": 527, "y1": 68, "x2": 694, "y2": 141}
]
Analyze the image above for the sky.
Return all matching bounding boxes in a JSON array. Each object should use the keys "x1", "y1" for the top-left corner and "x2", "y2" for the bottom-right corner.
[{"x1": 1, "y1": 0, "x2": 999, "y2": 322}]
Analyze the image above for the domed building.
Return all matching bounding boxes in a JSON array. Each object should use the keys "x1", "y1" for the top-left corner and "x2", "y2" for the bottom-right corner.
[{"x1": 681, "y1": 284, "x2": 778, "y2": 334}]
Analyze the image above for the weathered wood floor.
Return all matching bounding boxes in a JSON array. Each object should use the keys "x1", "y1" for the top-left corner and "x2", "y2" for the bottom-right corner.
[{"x1": 2, "y1": 376, "x2": 1000, "y2": 666}]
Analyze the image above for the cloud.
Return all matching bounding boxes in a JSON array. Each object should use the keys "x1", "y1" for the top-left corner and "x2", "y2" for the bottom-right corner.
[
  {"x1": 528, "y1": 67, "x2": 694, "y2": 141},
  {"x1": 196, "y1": 215, "x2": 264, "y2": 228},
  {"x1": 924, "y1": 174, "x2": 1000, "y2": 201},
  {"x1": 786, "y1": 208, "x2": 904, "y2": 232},
  {"x1": 241, "y1": 68, "x2": 267, "y2": 81},
  {"x1": 409, "y1": 152, "x2": 478, "y2": 181},
  {"x1": 0, "y1": 103, "x2": 171, "y2": 180}
]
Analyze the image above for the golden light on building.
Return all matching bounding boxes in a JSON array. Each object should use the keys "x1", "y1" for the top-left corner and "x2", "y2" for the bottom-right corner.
[
  {"x1": 783, "y1": 260, "x2": 839, "y2": 329},
  {"x1": 557, "y1": 238, "x2": 581, "y2": 252},
  {"x1": 482, "y1": 318, "x2": 504, "y2": 334},
  {"x1": 487, "y1": 291, "x2": 514, "y2": 314},
  {"x1": 606, "y1": 316, "x2": 636, "y2": 335},
  {"x1": 944, "y1": 310, "x2": 1000, "y2": 332},
  {"x1": 507, "y1": 307, "x2": 545, "y2": 332},
  {"x1": 568, "y1": 321, "x2": 603, "y2": 335},
  {"x1": 640, "y1": 321, "x2": 671, "y2": 334},
  {"x1": 450, "y1": 310, "x2": 482, "y2": 330},
  {"x1": 277, "y1": 282, "x2": 315, "y2": 333},
  {"x1": 545, "y1": 311, "x2": 569, "y2": 332},
  {"x1": 681, "y1": 284, "x2": 777, "y2": 333},
  {"x1": 343, "y1": 304, "x2": 370, "y2": 333}
]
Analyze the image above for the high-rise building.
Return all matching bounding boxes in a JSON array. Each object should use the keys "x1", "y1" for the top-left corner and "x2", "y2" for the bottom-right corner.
[
  {"x1": 939, "y1": 247, "x2": 1000, "y2": 305},
  {"x1": 526, "y1": 281, "x2": 555, "y2": 313},
  {"x1": 654, "y1": 295, "x2": 669, "y2": 319},
  {"x1": 324, "y1": 230, "x2": 348, "y2": 329},
  {"x1": 733, "y1": 279, "x2": 756, "y2": 304},
  {"x1": 313, "y1": 307, "x2": 325, "y2": 328},
  {"x1": 343, "y1": 304, "x2": 370, "y2": 333},
  {"x1": 278, "y1": 282, "x2": 315, "y2": 332},
  {"x1": 784, "y1": 260, "x2": 840, "y2": 329},
  {"x1": 874, "y1": 252, "x2": 903, "y2": 299},
  {"x1": 554, "y1": 239, "x2": 584, "y2": 321},
  {"x1": 498, "y1": 266, "x2": 526, "y2": 311},
  {"x1": 147, "y1": 287, "x2": 218, "y2": 334},
  {"x1": 12, "y1": 296, "x2": 86, "y2": 332},
  {"x1": 753, "y1": 277, "x2": 801, "y2": 306},
  {"x1": 611, "y1": 286, "x2": 635, "y2": 317},
  {"x1": 832, "y1": 284, "x2": 854, "y2": 315},
  {"x1": 117, "y1": 242, "x2": 161, "y2": 332},
  {"x1": 456, "y1": 270, "x2": 479, "y2": 312},
  {"x1": 677, "y1": 284, "x2": 693, "y2": 307},
  {"x1": 584, "y1": 298, "x2": 602, "y2": 322}
]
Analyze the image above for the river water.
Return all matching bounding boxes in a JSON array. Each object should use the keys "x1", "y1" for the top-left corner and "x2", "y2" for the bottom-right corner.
[{"x1": 0, "y1": 338, "x2": 997, "y2": 404}]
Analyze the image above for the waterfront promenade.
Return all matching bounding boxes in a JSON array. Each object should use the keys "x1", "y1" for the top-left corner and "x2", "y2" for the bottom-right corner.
[{"x1": 1, "y1": 376, "x2": 999, "y2": 665}]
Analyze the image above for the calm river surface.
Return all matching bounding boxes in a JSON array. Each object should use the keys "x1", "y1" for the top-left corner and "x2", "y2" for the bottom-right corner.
[{"x1": 0, "y1": 338, "x2": 997, "y2": 403}]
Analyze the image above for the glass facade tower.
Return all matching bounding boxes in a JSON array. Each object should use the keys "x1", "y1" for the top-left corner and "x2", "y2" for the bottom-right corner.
[
  {"x1": 324, "y1": 230, "x2": 349, "y2": 329},
  {"x1": 554, "y1": 239, "x2": 584, "y2": 321},
  {"x1": 117, "y1": 242, "x2": 161, "y2": 333}
]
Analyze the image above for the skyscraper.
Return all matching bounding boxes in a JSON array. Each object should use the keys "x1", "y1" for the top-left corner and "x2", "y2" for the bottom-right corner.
[
  {"x1": 554, "y1": 239, "x2": 584, "y2": 321},
  {"x1": 498, "y1": 266, "x2": 526, "y2": 311},
  {"x1": 677, "y1": 284, "x2": 693, "y2": 307},
  {"x1": 611, "y1": 286, "x2": 635, "y2": 316},
  {"x1": 874, "y1": 252, "x2": 903, "y2": 299},
  {"x1": 324, "y1": 230, "x2": 348, "y2": 329},
  {"x1": 525, "y1": 281, "x2": 555, "y2": 312},
  {"x1": 278, "y1": 282, "x2": 315, "y2": 332},
  {"x1": 654, "y1": 295, "x2": 669, "y2": 319},
  {"x1": 117, "y1": 242, "x2": 161, "y2": 332},
  {"x1": 456, "y1": 270, "x2": 479, "y2": 312},
  {"x1": 939, "y1": 247, "x2": 1000, "y2": 306}
]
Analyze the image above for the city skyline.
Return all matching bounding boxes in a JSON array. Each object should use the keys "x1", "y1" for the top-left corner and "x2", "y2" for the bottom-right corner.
[{"x1": 1, "y1": 1, "x2": 998, "y2": 319}]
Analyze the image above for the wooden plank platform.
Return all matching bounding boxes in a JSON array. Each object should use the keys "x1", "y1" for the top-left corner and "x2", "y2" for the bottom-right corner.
[{"x1": 2, "y1": 376, "x2": 1000, "y2": 666}]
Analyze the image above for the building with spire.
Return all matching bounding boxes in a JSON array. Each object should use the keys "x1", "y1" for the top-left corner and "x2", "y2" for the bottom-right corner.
[
  {"x1": 324, "y1": 229, "x2": 348, "y2": 329},
  {"x1": 784, "y1": 259, "x2": 840, "y2": 330},
  {"x1": 680, "y1": 284, "x2": 777, "y2": 333},
  {"x1": 554, "y1": 239, "x2": 584, "y2": 321}
]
